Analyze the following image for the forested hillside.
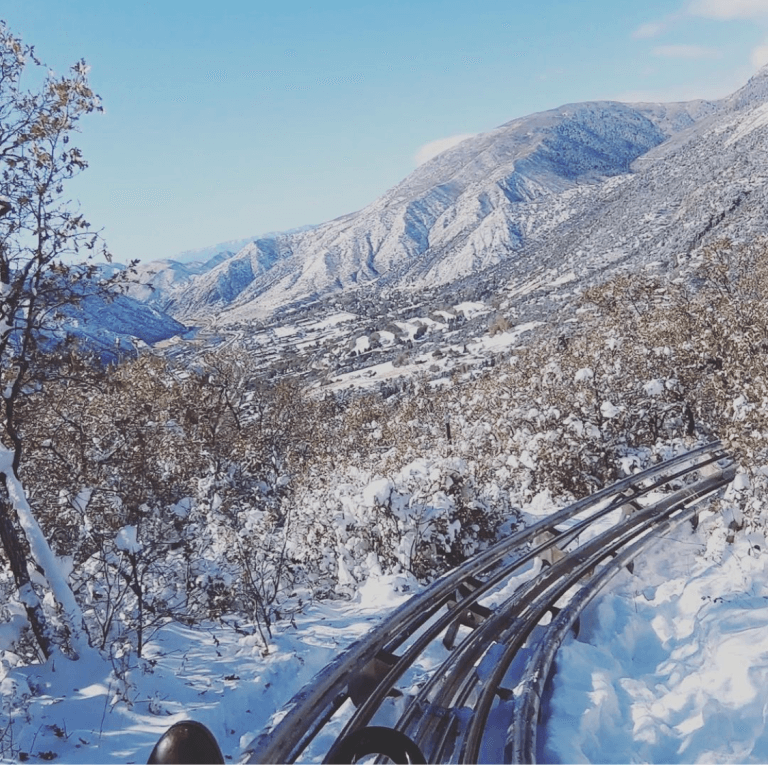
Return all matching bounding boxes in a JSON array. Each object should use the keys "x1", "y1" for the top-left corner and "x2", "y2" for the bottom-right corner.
[{"x1": 4, "y1": 237, "x2": 766, "y2": 667}]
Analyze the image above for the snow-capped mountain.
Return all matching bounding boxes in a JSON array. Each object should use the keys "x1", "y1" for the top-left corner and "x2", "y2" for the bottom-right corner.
[
  {"x1": 114, "y1": 226, "x2": 319, "y2": 310},
  {"x1": 120, "y1": 255, "x2": 228, "y2": 304},
  {"x1": 162, "y1": 101, "x2": 696, "y2": 321},
  {"x1": 501, "y1": 66, "x2": 768, "y2": 287},
  {"x1": 163, "y1": 66, "x2": 768, "y2": 324}
]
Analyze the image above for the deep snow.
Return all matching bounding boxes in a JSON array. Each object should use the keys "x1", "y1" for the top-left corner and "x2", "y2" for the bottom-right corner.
[{"x1": 543, "y1": 508, "x2": 768, "y2": 764}]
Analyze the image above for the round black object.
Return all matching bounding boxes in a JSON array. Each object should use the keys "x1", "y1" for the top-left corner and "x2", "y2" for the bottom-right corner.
[
  {"x1": 325, "y1": 726, "x2": 426, "y2": 764},
  {"x1": 147, "y1": 720, "x2": 225, "y2": 764}
]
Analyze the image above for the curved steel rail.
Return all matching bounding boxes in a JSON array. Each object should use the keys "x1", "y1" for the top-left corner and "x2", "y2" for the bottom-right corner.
[
  {"x1": 415, "y1": 468, "x2": 734, "y2": 764},
  {"x1": 241, "y1": 442, "x2": 733, "y2": 764},
  {"x1": 505, "y1": 494, "x2": 713, "y2": 764}
]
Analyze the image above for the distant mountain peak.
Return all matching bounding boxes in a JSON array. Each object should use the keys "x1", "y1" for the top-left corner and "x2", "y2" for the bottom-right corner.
[{"x1": 170, "y1": 225, "x2": 317, "y2": 265}]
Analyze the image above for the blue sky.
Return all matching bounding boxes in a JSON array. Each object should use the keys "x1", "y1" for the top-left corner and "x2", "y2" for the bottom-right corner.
[{"x1": 5, "y1": 0, "x2": 768, "y2": 263}]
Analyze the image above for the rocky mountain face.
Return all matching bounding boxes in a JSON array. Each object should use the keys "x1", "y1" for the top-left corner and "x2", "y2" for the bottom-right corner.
[{"x1": 151, "y1": 66, "x2": 768, "y2": 325}]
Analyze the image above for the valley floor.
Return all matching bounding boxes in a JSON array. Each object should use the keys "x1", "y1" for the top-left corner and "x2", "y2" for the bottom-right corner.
[{"x1": 1, "y1": 501, "x2": 767, "y2": 764}]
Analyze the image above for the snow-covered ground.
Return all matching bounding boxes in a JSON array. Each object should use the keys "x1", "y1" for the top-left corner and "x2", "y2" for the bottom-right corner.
[
  {"x1": 543, "y1": 509, "x2": 768, "y2": 764},
  {"x1": 2, "y1": 489, "x2": 767, "y2": 764},
  {"x1": 0, "y1": 576, "x2": 416, "y2": 765}
]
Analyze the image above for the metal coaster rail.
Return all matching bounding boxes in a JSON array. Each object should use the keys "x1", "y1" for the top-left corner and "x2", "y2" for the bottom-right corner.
[
  {"x1": 242, "y1": 441, "x2": 734, "y2": 764},
  {"x1": 434, "y1": 469, "x2": 734, "y2": 764},
  {"x1": 505, "y1": 489, "x2": 719, "y2": 764}
]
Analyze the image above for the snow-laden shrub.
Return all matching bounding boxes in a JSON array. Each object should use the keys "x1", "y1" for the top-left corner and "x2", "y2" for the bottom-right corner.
[
  {"x1": 288, "y1": 456, "x2": 517, "y2": 591},
  {"x1": 14, "y1": 350, "x2": 327, "y2": 654}
]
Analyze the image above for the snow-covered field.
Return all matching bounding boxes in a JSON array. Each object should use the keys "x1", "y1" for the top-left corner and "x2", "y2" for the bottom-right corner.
[
  {"x1": 2, "y1": 491, "x2": 767, "y2": 764},
  {"x1": 0, "y1": 575, "x2": 415, "y2": 764}
]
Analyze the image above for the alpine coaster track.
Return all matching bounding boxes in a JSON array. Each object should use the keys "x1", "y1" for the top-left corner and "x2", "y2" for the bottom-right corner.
[{"x1": 242, "y1": 442, "x2": 735, "y2": 764}]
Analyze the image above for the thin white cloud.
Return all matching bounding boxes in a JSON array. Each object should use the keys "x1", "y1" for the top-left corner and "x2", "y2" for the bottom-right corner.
[
  {"x1": 414, "y1": 133, "x2": 476, "y2": 166},
  {"x1": 652, "y1": 44, "x2": 721, "y2": 58},
  {"x1": 633, "y1": 20, "x2": 670, "y2": 38},
  {"x1": 752, "y1": 42, "x2": 768, "y2": 67},
  {"x1": 634, "y1": 1, "x2": 768, "y2": 42},
  {"x1": 687, "y1": 0, "x2": 768, "y2": 19},
  {"x1": 632, "y1": 12, "x2": 685, "y2": 39}
]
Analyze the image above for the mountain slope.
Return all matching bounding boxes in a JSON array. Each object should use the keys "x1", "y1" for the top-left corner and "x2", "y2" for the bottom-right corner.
[
  {"x1": 165, "y1": 67, "x2": 768, "y2": 324},
  {"x1": 517, "y1": 66, "x2": 768, "y2": 283},
  {"x1": 167, "y1": 101, "x2": 709, "y2": 321},
  {"x1": 170, "y1": 225, "x2": 317, "y2": 265},
  {"x1": 54, "y1": 289, "x2": 188, "y2": 360}
]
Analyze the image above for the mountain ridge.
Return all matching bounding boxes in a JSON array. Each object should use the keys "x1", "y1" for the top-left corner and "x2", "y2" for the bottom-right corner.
[{"x1": 150, "y1": 65, "x2": 768, "y2": 325}]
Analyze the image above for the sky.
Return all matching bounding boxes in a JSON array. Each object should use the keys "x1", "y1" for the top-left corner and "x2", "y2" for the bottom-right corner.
[{"x1": 4, "y1": 0, "x2": 768, "y2": 263}]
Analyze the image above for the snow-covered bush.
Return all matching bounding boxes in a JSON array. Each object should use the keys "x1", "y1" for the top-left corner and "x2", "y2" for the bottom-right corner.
[
  {"x1": 288, "y1": 456, "x2": 516, "y2": 590},
  {"x1": 15, "y1": 350, "x2": 325, "y2": 654},
  {"x1": 462, "y1": 238, "x2": 768, "y2": 517}
]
